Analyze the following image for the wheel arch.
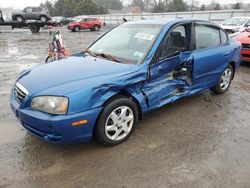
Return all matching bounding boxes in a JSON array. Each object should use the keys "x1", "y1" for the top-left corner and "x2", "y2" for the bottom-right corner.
[
  {"x1": 92, "y1": 89, "x2": 143, "y2": 138},
  {"x1": 14, "y1": 14, "x2": 23, "y2": 20},
  {"x1": 39, "y1": 15, "x2": 48, "y2": 19},
  {"x1": 229, "y1": 61, "x2": 236, "y2": 79},
  {"x1": 102, "y1": 90, "x2": 143, "y2": 120},
  {"x1": 74, "y1": 25, "x2": 80, "y2": 30}
]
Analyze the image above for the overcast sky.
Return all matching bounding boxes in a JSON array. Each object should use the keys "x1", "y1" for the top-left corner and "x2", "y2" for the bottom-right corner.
[{"x1": 0, "y1": 0, "x2": 249, "y2": 9}]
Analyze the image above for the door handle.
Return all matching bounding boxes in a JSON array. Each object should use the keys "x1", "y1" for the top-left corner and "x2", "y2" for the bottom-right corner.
[{"x1": 224, "y1": 51, "x2": 230, "y2": 56}]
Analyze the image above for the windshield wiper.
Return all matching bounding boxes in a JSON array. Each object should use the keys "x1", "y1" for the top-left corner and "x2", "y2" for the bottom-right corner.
[
  {"x1": 83, "y1": 49, "x2": 97, "y2": 57},
  {"x1": 83, "y1": 50, "x2": 122, "y2": 63},
  {"x1": 98, "y1": 53, "x2": 121, "y2": 63}
]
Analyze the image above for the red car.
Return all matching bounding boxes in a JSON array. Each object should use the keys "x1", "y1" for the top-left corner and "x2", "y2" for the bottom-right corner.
[
  {"x1": 68, "y1": 18, "x2": 102, "y2": 32},
  {"x1": 234, "y1": 29, "x2": 250, "y2": 62}
]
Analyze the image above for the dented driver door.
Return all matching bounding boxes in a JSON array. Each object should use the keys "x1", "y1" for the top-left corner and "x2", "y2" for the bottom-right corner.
[{"x1": 141, "y1": 23, "x2": 193, "y2": 110}]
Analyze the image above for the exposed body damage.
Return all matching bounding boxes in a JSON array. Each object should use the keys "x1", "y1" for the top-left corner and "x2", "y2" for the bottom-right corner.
[{"x1": 10, "y1": 19, "x2": 241, "y2": 144}]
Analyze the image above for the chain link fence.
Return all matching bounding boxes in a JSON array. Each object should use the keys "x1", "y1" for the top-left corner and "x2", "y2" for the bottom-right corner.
[{"x1": 88, "y1": 10, "x2": 250, "y2": 25}]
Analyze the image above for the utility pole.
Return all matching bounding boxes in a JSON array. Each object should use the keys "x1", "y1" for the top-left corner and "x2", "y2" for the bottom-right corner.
[{"x1": 191, "y1": 0, "x2": 195, "y2": 11}]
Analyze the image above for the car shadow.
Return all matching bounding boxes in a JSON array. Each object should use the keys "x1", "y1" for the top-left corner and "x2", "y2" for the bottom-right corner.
[{"x1": 241, "y1": 61, "x2": 250, "y2": 67}]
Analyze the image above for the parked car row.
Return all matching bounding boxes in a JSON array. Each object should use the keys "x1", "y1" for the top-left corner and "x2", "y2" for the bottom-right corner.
[{"x1": 9, "y1": 6, "x2": 104, "y2": 32}]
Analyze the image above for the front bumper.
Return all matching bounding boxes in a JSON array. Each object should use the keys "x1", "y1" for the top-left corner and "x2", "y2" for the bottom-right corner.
[
  {"x1": 241, "y1": 49, "x2": 250, "y2": 62},
  {"x1": 67, "y1": 25, "x2": 73, "y2": 30},
  {"x1": 10, "y1": 89, "x2": 102, "y2": 144}
]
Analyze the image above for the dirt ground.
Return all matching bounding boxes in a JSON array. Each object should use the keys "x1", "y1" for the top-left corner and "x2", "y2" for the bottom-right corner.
[{"x1": 0, "y1": 26, "x2": 250, "y2": 188}]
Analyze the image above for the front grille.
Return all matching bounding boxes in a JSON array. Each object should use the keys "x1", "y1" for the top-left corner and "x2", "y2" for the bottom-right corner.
[
  {"x1": 14, "y1": 82, "x2": 29, "y2": 104},
  {"x1": 242, "y1": 43, "x2": 250, "y2": 50}
]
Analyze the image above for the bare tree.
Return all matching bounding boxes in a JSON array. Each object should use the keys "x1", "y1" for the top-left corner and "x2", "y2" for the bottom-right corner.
[
  {"x1": 152, "y1": 0, "x2": 168, "y2": 12},
  {"x1": 153, "y1": 0, "x2": 167, "y2": 6},
  {"x1": 132, "y1": 0, "x2": 152, "y2": 11}
]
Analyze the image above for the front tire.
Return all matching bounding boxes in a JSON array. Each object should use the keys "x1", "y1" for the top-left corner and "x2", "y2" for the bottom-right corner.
[
  {"x1": 16, "y1": 15, "x2": 23, "y2": 22},
  {"x1": 40, "y1": 16, "x2": 47, "y2": 23},
  {"x1": 94, "y1": 96, "x2": 138, "y2": 146},
  {"x1": 74, "y1": 26, "x2": 80, "y2": 32},
  {"x1": 210, "y1": 64, "x2": 233, "y2": 94},
  {"x1": 93, "y1": 25, "x2": 100, "y2": 31}
]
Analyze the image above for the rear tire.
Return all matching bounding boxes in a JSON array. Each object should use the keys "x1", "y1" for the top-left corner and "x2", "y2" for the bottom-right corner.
[
  {"x1": 210, "y1": 64, "x2": 233, "y2": 94},
  {"x1": 94, "y1": 96, "x2": 138, "y2": 146}
]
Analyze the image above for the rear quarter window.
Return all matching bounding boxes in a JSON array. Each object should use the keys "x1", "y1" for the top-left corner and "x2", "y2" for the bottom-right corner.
[
  {"x1": 220, "y1": 29, "x2": 228, "y2": 44},
  {"x1": 32, "y1": 8, "x2": 40, "y2": 12}
]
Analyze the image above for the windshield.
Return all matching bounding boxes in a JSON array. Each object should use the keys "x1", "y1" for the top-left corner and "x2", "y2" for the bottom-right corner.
[
  {"x1": 88, "y1": 24, "x2": 163, "y2": 64},
  {"x1": 222, "y1": 18, "x2": 247, "y2": 26}
]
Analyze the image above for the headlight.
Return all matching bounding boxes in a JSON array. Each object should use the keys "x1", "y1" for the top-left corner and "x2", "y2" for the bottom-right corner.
[{"x1": 31, "y1": 96, "x2": 68, "y2": 115}]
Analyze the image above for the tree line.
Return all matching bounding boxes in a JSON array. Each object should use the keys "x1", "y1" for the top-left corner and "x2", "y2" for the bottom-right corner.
[{"x1": 42, "y1": 0, "x2": 243, "y2": 17}]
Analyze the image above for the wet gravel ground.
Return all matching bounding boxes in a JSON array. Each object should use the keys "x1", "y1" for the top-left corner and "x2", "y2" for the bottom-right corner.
[{"x1": 0, "y1": 26, "x2": 250, "y2": 188}]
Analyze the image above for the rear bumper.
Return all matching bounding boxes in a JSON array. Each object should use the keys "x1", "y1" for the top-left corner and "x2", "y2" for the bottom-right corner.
[
  {"x1": 10, "y1": 89, "x2": 102, "y2": 144},
  {"x1": 241, "y1": 49, "x2": 250, "y2": 62}
]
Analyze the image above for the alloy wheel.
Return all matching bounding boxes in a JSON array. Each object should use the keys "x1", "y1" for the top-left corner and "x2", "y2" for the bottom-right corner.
[
  {"x1": 40, "y1": 16, "x2": 47, "y2": 22},
  {"x1": 220, "y1": 68, "x2": 232, "y2": 91},
  {"x1": 16, "y1": 16, "x2": 23, "y2": 22},
  {"x1": 105, "y1": 106, "x2": 134, "y2": 141}
]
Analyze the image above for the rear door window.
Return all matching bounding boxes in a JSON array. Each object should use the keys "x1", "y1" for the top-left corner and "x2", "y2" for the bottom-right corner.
[
  {"x1": 32, "y1": 8, "x2": 40, "y2": 12},
  {"x1": 195, "y1": 24, "x2": 220, "y2": 50},
  {"x1": 86, "y1": 18, "x2": 96, "y2": 22}
]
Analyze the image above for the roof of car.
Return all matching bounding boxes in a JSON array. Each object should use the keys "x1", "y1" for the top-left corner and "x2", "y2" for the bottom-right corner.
[
  {"x1": 125, "y1": 19, "x2": 217, "y2": 26},
  {"x1": 230, "y1": 17, "x2": 250, "y2": 18}
]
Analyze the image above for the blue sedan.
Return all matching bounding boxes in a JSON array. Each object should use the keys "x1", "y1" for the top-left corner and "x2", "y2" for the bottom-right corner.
[{"x1": 10, "y1": 19, "x2": 241, "y2": 146}]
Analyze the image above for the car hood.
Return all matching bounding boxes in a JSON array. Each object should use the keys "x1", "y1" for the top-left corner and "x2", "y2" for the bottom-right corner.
[
  {"x1": 68, "y1": 21, "x2": 78, "y2": 25},
  {"x1": 221, "y1": 25, "x2": 242, "y2": 30},
  {"x1": 234, "y1": 32, "x2": 250, "y2": 43},
  {"x1": 17, "y1": 53, "x2": 139, "y2": 95}
]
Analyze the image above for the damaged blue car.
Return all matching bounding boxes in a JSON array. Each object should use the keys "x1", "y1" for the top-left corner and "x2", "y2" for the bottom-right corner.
[{"x1": 11, "y1": 19, "x2": 241, "y2": 146}]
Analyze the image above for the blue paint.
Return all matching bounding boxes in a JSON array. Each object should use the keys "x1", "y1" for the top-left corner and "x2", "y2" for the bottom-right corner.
[{"x1": 10, "y1": 19, "x2": 241, "y2": 143}]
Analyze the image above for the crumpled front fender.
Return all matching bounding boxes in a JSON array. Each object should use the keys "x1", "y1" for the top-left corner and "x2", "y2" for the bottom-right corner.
[{"x1": 67, "y1": 69, "x2": 148, "y2": 114}]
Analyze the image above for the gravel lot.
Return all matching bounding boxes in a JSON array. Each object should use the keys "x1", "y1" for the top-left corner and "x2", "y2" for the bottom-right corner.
[{"x1": 0, "y1": 26, "x2": 250, "y2": 188}]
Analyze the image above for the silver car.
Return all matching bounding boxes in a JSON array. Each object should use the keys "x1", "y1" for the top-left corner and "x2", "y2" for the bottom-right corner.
[{"x1": 12, "y1": 7, "x2": 52, "y2": 23}]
